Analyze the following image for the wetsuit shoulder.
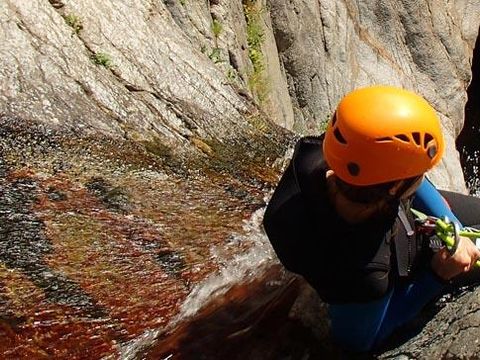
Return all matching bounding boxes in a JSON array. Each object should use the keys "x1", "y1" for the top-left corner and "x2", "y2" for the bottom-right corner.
[
  {"x1": 263, "y1": 136, "x2": 327, "y2": 273},
  {"x1": 263, "y1": 136, "x2": 395, "y2": 303}
]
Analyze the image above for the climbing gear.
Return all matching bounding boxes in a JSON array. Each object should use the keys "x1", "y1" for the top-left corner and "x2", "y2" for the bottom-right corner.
[
  {"x1": 395, "y1": 203, "x2": 417, "y2": 277},
  {"x1": 323, "y1": 86, "x2": 445, "y2": 186},
  {"x1": 412, "y1": 208, "x2": 480, "y2": 267}
]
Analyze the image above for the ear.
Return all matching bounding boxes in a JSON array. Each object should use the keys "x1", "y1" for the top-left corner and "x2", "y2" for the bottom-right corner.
[{"x1": 388, "y1": 180, "x2": 405, "y2": 197}]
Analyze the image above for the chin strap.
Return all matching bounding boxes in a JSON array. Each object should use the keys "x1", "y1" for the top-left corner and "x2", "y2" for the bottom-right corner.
[{"x1": 411, "y1": 208, "x2": 480, "y2": 267}]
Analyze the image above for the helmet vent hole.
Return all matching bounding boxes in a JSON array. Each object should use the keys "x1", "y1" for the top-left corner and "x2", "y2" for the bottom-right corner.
[
  {"x1": 394, "y1": 134, "x2": 410, "y2": 143},
  {"x1": 424, "y1": 133, "x2": 434, "y2": 148},
  {"x1": 412, "y1": 132, "x2": 421, "y2": 146},
  {"x1": 347, "y1": 162, "x2": 360, "y2": 176},
  {"x1": 331, "y1": 112, "x2": 337, "y2": 126},
  {"x1": 427, "y1": 145, "x2": 438, "y2": 159},
  {"x1": 334, "y1": 128, "x2": 347, "y2": 144},
  {"x1": 375, "y1": 137, "x2": 393, "y2": 143}
]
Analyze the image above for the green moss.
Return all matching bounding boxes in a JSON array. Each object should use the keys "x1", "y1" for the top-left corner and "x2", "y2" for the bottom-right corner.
[
  {"x1": 211, "y1": 19, "x2": 223, "y2": 39},
  {"x1": 190, "y1": 137, "x2": 214, "y2": 156},
  {"x1": 63, "y1": 14, "x2": 83, "y2": 35},
  {"x1": 245, "y1": 3, "x2": 264, "y2": 50},
  {"x1": 92, "y1": 52, "x2": 113, "y2": 68},
  {"x1": 208, "y1": 47, "x2": 223, "y2": 64},
  {"x1": 141, "y1": 138, "x2": 189, "y2": 177},
  {"x1": 142, "y1": 139, "x2": 173, "y2": 159},
  {"x1": 243, "y1": 1, "x2": 269, "y2": 103},
  {"x1": 246, "y1": 114, "x2": 270, "y2": 134},
  {"x1": 247, "y1": 68, "x2": 269, "y2": 103},
  {"x1": 203, "y1": 45, "x2": 224, "y2": 64},
  {"x1": 226, "y1": 68, "x2": 237, "y2": 82}
]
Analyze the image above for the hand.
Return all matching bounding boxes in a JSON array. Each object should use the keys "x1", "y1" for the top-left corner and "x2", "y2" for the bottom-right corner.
[{"x1": 431, "y1": 236, "x2": 480, "y2": 281}]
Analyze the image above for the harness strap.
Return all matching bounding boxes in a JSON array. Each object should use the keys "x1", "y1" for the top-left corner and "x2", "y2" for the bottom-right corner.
[{"x1": 395, "y1": 203, "x2": 415, "y2": 277}]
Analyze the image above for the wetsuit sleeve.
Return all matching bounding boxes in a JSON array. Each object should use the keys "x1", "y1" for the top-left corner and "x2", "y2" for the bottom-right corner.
[
  {"x1": 414, "y1": 176, "x2": 480, "y2": 227},
  {"x1": 438, "y1": 190, "x2": 480, "y2": 228},
  {"x1": 415, "y1": 179, "x2": 480, "y2": 287},
  {"x1": 413, "y1": 178, "x2": 460, "y2": 224}
]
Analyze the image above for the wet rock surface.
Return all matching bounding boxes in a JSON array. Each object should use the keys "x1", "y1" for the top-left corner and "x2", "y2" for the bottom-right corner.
[
  {"x1": 379, "y1": 286, "x2": 480, "y2": 359},
  {"x1": 0, "y1": 115, "x2": 292, "y2": 358},
  {"x1": 2, "y1": 0, "x2": 479, "y2": 192},
  {"x1": 138, "y1": 269, "x2": 336, "y2": 360}
]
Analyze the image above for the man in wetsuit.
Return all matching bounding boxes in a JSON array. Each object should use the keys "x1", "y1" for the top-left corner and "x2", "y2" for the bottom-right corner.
[{"x1": 263, "y1": 86, "x2": 480, "y2": 352}]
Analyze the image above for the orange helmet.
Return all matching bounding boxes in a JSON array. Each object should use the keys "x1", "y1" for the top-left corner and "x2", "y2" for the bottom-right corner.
[{"x1": 323, "y1": 86, "x2": 444, "y2": 186}]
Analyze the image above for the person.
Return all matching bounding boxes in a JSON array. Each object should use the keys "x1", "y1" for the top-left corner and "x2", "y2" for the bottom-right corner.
[{"x1": 263, "y1": 85, "x2": 480, "y2": 353}]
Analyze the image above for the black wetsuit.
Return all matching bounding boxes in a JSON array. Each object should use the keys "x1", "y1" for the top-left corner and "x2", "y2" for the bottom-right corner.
[
  {"x1": 263, "y1": 135, "x2": 421, "y2": 303},
  {"x1": 263, "y1": 135, "x2": 480, "y2": 351}
]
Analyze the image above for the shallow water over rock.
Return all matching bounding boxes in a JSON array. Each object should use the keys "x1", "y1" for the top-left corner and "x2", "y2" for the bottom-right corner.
[{"x1": 0, "y1": 116, "x2": 301, "y2": 359}]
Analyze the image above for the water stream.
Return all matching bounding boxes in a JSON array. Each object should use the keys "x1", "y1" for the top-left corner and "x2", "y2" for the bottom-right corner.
[
  {"x1": 121, "y1": 207, "x2": 333, "y2": 360},
  {"x1": 118, "y1": 208, "x2": 291, "y2": 358},
  {"x1": 1, "y1": 116, "x2": 334, "y2": 359}
]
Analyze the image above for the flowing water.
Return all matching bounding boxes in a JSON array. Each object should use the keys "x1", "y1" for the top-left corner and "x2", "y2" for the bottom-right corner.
[
  {"x1": 120, "y1": 208, "x2": 334, "y2": 360},
  {"x1": 0, "y1": 116, "x2": 337, "y2": 359}
]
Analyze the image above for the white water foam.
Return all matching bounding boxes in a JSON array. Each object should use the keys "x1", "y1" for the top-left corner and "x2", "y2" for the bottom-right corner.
[
  {"x1": 117, "y1": 205, "x2": 276, "y2": 359},
  {"x1": 177, "y1": 207, "x2": 275, "y2": 318}
]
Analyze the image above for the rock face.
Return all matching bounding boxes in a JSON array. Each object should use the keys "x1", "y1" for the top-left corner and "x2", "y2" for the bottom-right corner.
[
  {"x1": 2, "y1": 1, "x2": 478, "y2": 190},
  {"x1": 458, "y1": 34, "x2": 480, "y2": 193},
  {"x1": 1, "y1": 0, "x2": 276, "y2": 146},
  {"x1": 1, "y1": 1, "x2": 293, "y2": 357},
  {"x1": 267, "y1": 0, "x2": 480, "y2": 192},
  {"x1": 1, "y1": 0, "x2": 480, "y2": 358},
  {"x1": 379, "y1": 287, "x2": 480, "y2": 359}
]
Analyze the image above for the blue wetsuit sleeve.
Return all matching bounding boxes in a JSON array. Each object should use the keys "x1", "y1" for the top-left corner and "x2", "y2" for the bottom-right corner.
[{"x1": 413, "y1": 178, "x2": 461, "y2": 225}]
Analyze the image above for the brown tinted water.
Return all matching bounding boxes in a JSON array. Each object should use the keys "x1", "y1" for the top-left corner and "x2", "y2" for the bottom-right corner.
[{"x1": 0, "y1": 117, "x2": 336, "y2": 359}]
